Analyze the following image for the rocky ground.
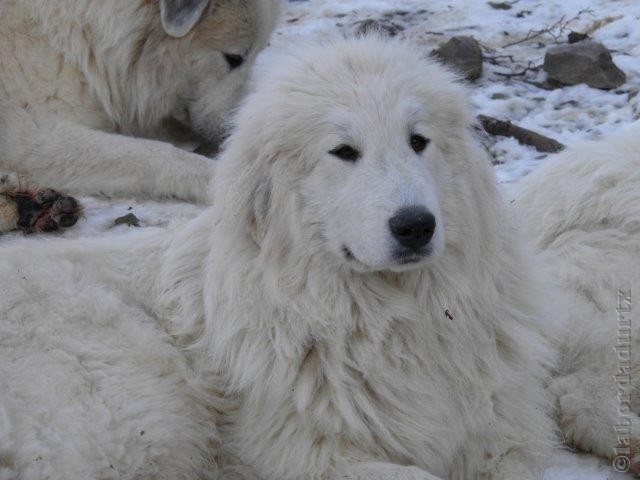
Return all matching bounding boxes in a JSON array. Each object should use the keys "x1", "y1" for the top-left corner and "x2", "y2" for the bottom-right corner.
[{"x1": 273, "y1": 0, "x2": 640, "y2": 185}]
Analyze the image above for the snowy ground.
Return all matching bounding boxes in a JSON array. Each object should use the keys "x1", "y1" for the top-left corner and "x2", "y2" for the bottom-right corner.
[{"x1": 2, "y1": 1, "x2": 640, "y2": 478}]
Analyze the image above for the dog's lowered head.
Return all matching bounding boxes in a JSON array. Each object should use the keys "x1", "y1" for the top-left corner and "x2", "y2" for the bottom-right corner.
[
  {"x1": 162, "y1": 0, "x2": 282, "y2": 145},
  {"x1": 27, "y1": 0, "x2": 281, "y2": 143}
]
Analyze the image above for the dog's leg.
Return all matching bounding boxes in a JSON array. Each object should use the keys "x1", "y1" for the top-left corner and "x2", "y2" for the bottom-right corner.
[
  {"x1": 0, "y1": 170, "x2": 82, "y2": 234},
  {"x1": 336, "y1": 461, "x2": 443, "y2": 480},
  {"x1": 552, "y1": 362, "x2": 640, "y2": 474},
  {"x1": 2, "y1": 120, "x2": 213, "y2": 202}
]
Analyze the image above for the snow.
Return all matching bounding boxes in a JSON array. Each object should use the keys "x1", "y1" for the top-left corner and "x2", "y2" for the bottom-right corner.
[{"x1": 2, "y1": 1, "x2": 640, "y2": 477}]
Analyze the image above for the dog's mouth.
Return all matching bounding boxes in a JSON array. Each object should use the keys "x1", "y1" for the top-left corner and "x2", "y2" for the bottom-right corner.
[
  {"x1": 341, "y1": 245, "x2": 432, "y2": 272},
  {"x1": 342, "y1": 246, "x2": 362, "y2": 264},
  {"x1": 166, "y1": 109, "x2": 227, "y2": 158},
  {"x1": 342, "y1": 245, "x2": 370, "y2": 270},
  {"x1": 393, "y1": 247, "x2": 431, "y2": 265}
]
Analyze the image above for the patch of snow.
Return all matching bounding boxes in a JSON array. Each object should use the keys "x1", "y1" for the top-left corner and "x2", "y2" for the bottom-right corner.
[{"x1": 0, "y1": 196, "x2": 203, "y2": 245}]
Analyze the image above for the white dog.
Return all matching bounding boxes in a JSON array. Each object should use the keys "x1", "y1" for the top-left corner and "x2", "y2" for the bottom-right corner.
[
  {"x1": 513, "y1": 127, "x2": 640, "y2": 473},
  {"x1": 0, "y1": 0, "x2": 280, "y2": 233},
  {"x1": 0, "y1": 37, "x2": 638, "y2": 480}
]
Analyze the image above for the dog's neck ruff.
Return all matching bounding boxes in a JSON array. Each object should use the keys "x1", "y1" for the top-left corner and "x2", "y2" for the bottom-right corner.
[
  {"x1": 175, "y1": 215, "x2": 545, "y2": 475},
  {"x1": 172, "y1": 206, "x2": 543, "y2": 383}
]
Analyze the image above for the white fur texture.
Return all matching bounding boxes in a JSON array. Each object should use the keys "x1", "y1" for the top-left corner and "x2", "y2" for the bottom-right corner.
[
  {"x1": 513, "y1": 124, "x2": 640, "y2": 465},
  {"x1": 0, "y1": 37, "x2": 636, "y2": 479},
  {"x1": 0, "y1": 0, "x2": 280, "y2": 203}
]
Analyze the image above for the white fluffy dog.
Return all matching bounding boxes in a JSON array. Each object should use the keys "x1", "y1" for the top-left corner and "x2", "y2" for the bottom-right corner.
[
  {"x1": 0, "y1": 0, "x2": 280, "y2": 232},
  {"x1": 0, "y1": 37, "x2": 638, "y2": 480},
  {"x1": 514, "y1": 128, "x2": 640, "y2": 472}
]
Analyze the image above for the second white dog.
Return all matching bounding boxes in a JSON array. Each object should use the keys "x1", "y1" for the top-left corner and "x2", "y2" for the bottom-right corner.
[{"x1": 0, "y1": 0, "x2": 280, "y2": 205}]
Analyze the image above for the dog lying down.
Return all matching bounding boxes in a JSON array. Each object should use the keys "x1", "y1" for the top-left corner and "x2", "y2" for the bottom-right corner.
[
  {"x1": 1, "y1": 37, "x2": 639, "y2": 480},
  {"x1": 0, "y1": 0, "x2": 281, "y2": 235}
]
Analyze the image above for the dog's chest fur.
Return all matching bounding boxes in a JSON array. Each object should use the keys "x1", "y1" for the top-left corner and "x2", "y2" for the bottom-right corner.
[{"x1": 206, "y1": 267, "x2": 514, "y2": 478}]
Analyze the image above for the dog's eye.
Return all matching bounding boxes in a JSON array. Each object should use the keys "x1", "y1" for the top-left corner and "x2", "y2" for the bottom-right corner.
[
  {"x1": 329, "y1": 144, "x2": 360, "y2": 162},
  {"x1": 410, "y1": 134, "x2": 430, "y2": 153},
  {"x1": 223, "y1": 53, "x2": 244, "y2": 70}
]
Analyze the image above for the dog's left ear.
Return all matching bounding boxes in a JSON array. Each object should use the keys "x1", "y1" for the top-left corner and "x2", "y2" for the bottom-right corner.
[{"x1": 160, "y1": 0, "x2": 210, "y2": 38}]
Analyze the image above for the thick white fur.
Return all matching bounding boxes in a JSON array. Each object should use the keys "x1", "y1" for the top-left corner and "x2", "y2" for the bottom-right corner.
[
  {"x1": 513, "y1": 125, "x2": 640, "y2": 464},
  {"x1": 0, "y1": 0, "x2": 280, "y2": 202},
  {"x1": 0, "y1": 37, "x2": 636, "y2": 479}
]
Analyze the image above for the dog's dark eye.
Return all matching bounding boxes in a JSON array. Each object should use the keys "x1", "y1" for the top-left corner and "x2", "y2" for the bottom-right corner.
[
  {"x1": 329, "y1": 144, "x2": 360, "y2": 162},
  {"x1": 410, "y1": 134, "x2": 430, "y2": 153},
  {"x1": 223, "y1": 53, "x2": 244, "y2": 70}
]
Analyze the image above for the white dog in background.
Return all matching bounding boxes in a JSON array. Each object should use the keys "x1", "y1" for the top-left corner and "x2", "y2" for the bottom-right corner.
[
  {"x1": 0, "y1": 0, "x2": 280, "y2": 233},
  {"x1": 514, "y1": 130, "x2": 640, "y2": 472},
  {"x1": 0, "y1": 37, "x2": 638, "y2": 480}
]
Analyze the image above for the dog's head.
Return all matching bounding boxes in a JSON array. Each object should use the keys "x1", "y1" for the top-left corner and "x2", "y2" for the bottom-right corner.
[
  {"x1": 214, "y1": 37, "x2": 496, "y2": 274},
  {"x1": 99, "y1": 0, "x2": 279, "y2": 139},
  {"x1": 161, "y1": 0, "x2": 281, "y2": 142},
  {"x1": 166, "y1": 0, "x2": 282, "y2": 143}
]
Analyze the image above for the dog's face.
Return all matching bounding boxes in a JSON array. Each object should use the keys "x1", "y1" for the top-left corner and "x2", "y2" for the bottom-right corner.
[
  {"x1": 158, "y1": 0, "x2": 280, "y2": 142},
  {"x1": 220, "y1": 38, "x2": 480, "y2": 274},
  {"x1": 300, "y1": 96, "x2": 448, "y2": 273}
]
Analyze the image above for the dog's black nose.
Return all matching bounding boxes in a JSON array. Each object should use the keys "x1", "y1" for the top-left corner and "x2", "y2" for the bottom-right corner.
[{"x1": 389, "y1": 206, "x2": 436, "y2": 250}]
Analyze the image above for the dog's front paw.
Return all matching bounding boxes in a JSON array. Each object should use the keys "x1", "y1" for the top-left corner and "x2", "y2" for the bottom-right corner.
[
  {"x1": 554, "y1": 372, "x2": 640, "y2": 474},
  {"x1": 6, "y1": 187, "x2": 82, "y2": 234}
]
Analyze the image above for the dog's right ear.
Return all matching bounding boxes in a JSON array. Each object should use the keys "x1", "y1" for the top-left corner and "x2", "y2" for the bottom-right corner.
[{"x1": 160, "y1": 0, "x2": 210, "y2": 38}]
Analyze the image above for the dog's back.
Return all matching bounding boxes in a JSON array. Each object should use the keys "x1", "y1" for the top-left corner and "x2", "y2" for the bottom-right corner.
[{"x1": 515, "y1": 124, "x2": 640, "y2": 465}]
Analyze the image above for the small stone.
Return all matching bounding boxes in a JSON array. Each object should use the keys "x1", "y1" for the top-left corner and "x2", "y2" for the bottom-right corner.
[
  {"x1": 432, "y1": 36, "x2": 484, "y2": 81},
  {"x1": 488, "y1": 1, "x2": 512, "y2": 10},
  {"x1": 543, "y1": 41, "x2": 626, "y2": 90},
  {"x1": 568, "y1": 31, "x2": 589, "y2": 44},
  {"x1": 491, "y1": 92, "x2": 509, "y2": 100},
  {"x1": 355, "y1": 18, "x2": 403, "y2": 37},
  {"x1": 114, "y1": 213, "x2": 140, "y2": 227}
]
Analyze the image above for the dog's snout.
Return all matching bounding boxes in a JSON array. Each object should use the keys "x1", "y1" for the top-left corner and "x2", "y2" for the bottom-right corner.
[{"x1": 389, "y1": 206, "x2": 436, "y2": 250}]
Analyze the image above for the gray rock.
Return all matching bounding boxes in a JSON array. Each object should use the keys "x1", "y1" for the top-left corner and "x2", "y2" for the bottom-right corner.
[
  {"x1": 355, "y1": 18, "x2": 403, "y2": 37},
  {"x1": 488, "y1": 1, "x2": 512, "y2": 10},
  {"x1": 114, "y1": 213, "x2": 140, "y2": 227},
  {"x1": 543, "y1": 41, "x2": 626, "y2": 90},
  {"x1": 567, "y1": 31, "x2": 589, "y2": 44},
  {"x1": 432, "y1": 36, "x2": 483, "y2": 81}
]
